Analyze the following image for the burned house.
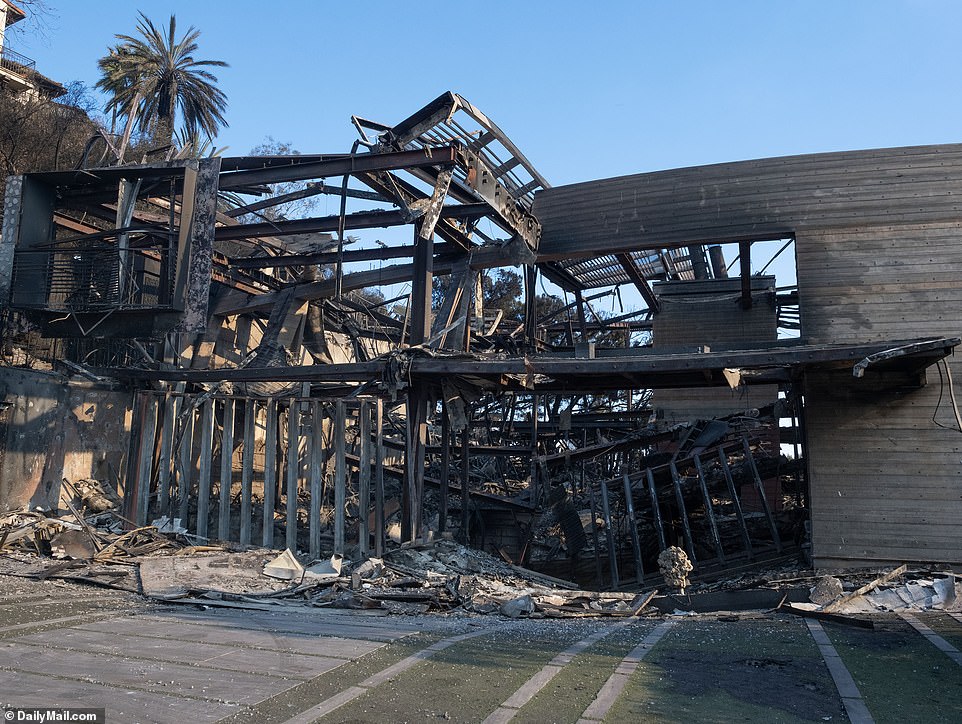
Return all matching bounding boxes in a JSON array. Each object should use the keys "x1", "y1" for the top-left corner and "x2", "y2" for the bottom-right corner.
[{"x1": 0, "y1": 92, "x2": 959, "y2": 586}]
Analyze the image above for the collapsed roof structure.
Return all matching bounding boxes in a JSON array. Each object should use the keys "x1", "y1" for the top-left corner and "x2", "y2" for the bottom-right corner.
[{"x1": 1, "y1": 91, "x2": 959, "y2": 585}]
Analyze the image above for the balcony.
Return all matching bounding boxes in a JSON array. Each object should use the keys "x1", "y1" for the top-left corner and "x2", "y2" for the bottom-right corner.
[
  {"x1": 0, "y1": 45, "x2": 37, "y2": 94},
  {"x1": 11, "y1": 239, "x2": 177, "y2": 314},
  {"x1": 0, "y1": 46, "x2": 66, "y2": 98},
  {"x1": 1, "y1": 45, "x2": 36, "y2": 76}
]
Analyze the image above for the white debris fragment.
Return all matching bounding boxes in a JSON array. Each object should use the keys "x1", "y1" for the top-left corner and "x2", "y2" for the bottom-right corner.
[
  {"x1": 658, "y1": 546, "x2": 693, "y2": 593},
  {"x1": 151, "y1": 516, "x2": 187, "y2": 534},
  {"x1": 263, "y1": 548, "x2": 305, "y2": 580}
]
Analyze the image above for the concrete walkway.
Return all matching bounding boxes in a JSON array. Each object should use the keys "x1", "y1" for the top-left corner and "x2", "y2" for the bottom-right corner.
[
  {"x1": 0, "y1": 603, "x2": 423, "y2": 722},
  {"x1": 2, "y1": 583, "x2": 962, "y2": 723}
]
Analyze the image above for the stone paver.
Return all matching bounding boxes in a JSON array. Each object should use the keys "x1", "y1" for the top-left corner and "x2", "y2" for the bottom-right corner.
[
  {"x1": 806, "y1": 619, "x2": 874, "y2": 724},
  {"x1": 5, "y1": 591, "x2": 962, "y2": 724},
  {"x1": 16, "y1": 627, "x2": 345, "y2": 679},
  {"x1": 0, "y1": 642, "x2": 293, "y2": 704},
  {"x1": 900, "y1": 612, "x2": 962, "y2": 667},
  {"x1": 0, "y1": 606, "x2": 419, "y2": 721},
  {"x1": 281, "y1": 627, "x2": 493, "y2": 724},
  {"x1": 0, "y1": 668, "x2": 236, "y2": 723},
  {"x1": 579, "y1": 620, "x2": 675, "y2": 723},
  {"x1": 484, "y1": 620, "x2": 634, "y2": 724},
  {"x1": 80, "y1": 615, "x2": 386, "y2": 658},
  {"x1": 152, "y1": 609, "x2": 420, "y2": 640}
]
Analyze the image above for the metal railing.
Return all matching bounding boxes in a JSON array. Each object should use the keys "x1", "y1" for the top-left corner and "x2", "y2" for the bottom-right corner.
[
  {"x1": 10, "y1": 243, "x2": 175, "y2": 312},
  {"x1": 0, "y1": 46, "x2": 36, "y2": 76}
]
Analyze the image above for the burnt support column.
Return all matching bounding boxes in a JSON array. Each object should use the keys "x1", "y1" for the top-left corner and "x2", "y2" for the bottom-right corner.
[
  {"x1": 739, "y1": 240, "x2": 753, "y2": 309},
  {"x1": 409, "y1": 226, "x2": 434, "y2": 348},
  {"x1": 524, "y1": 264, "x2": 538, "y2": 345},
  {"x1": 461, "y1": 426, "x2": 471, "y2": 542},
  {"x1": 688, "y1": 244, "x2": 710, "y2": 280},
  {"x1": 404, "y1": 388, "x2": 429, "y2": 543},
  {"x1": 240, "y1": 399, "x2": 255, "y2": 547},
  {"x1": 358, "y1": 400, "x2": 371, "y2": 556},
  {"x1": 334, "y1": 400, "x2": 347, "y2": 554},
  {"x1": 404, "y1": 222, "x2": 432, "y2": 543},
  {"x1": 575, "y1": 289, "x2": 589, "y2": 341},
  {"x1": 708, "y1": 245, "x2": 728, "y2": 278},
  {"x1": 403, "y1": 170, "x2": 452, "y2": 543},
  {"x1": 374, "y1": 399, "x2": 386, "y2": 557},
  {"x1": 530, "y1": 394, "x2": 540, "y2": 505},
  {"x1": 439, "y1": 401, "x2": 450, "y2": 533}
]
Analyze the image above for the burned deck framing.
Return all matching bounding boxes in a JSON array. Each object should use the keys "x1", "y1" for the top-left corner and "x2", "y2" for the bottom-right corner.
[{"x1": 3, "y1": 93, "x2": 962, "y2": 577}]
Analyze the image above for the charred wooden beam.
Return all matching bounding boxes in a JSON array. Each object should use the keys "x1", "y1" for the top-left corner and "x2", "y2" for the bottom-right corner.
[
  {"x1": 739, "y1": 240, "x2": 753, "y2": 309},
  {"x1": 228, "y1": 245, "x2": 414, "y2": 270},
  {"x1": 214, "y1": 204, "x2": 489, "y2": 242},
  {"x1": 383, "y1": 91, "x2": 550, "y2": 190},
  {"x1": 524, "y1": 266, "x2": 538, "y2": 343},
  {"x1": 357, "y1": 170, "x2": 476, "y2": 251},
  {"x1": 542, "y1": 320, "x2": 652, "y2": 334},
  {"x1": 385, "y1": 92, "x2": 462, "y2": 148},
  {"x1": 218, "y1": 146, "x2": 458, "y2": 190},
  {"x1": 404, "y1": 385, "x2": 428, "y2": 542},
  {"x1": 539, "y1": 261, "x2": 586, "y2": 292},
  {"x1": 214, "y1": 238, "x2": 534, "y2": 316},
  {"x1": 615, "y1": 252, "x2": 661, "y2": 313},
  {"x1": 458, "y1": 146, "x2": 540, "y2": 251},
  {"x1": 103, "y1": 337, "x2": 959, "y2": 391},
  {"x1": 223, "y1": 182, "x2": 385, "y2": 218},
  {"x1": 431, "y1": 260, "x2": 469, "y2": 349},
  {"x1": 409, "y1": 169, "x2": 453, "y2": 345}
]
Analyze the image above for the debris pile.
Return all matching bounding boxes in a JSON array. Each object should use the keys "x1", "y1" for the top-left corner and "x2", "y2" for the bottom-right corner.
[
  {"x1": 772, "y1": 564, "x2": 961, "y2": 627},
  {"x1": 0, "y1": 497, "x2": 649, "y2": 617},
  {"x1": 133, "y1": 538, "x2": 651, "y2": 618},
  {"x1": 2, "y1": 488, "x2": 957, "y2": 622},
  {"x1": 2, "y1": 481, "x2": 211, "y2": 593},
  {"x1": 809, "y1": 564, "x2": 961, "y2": 614}
]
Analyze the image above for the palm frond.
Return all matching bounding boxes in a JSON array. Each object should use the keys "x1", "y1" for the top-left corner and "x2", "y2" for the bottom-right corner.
[{"x1": 96, "y1": 13, "x2": 229, "y2": 149}]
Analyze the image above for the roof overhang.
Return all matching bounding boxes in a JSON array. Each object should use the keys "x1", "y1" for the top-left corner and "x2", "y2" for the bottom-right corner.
[{"x1": 100, "y1": 337, "x2": 959, "y2": 394}]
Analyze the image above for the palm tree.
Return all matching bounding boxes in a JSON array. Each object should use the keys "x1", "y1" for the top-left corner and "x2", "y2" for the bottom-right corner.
[{"x1": 96, "y1": 13, "x2": 228, "y2": 156}]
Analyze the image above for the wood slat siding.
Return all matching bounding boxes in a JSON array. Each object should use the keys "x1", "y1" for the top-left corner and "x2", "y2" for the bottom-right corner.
[
  {"x1": 533, "y1": 144, "x2": 962, "y2": 566},
  {"x1": 652, "y1": 387, "x2": 776, "y2": 423},
  {"x1": 532, "y1": 144, "x2": 962, "y2": 260},
  {"x1": 798, "y1": 221, "x2": 962, "y2": 566},
  {"x1": 653, "y1": 278, "x2": 777, "y2": 422}
]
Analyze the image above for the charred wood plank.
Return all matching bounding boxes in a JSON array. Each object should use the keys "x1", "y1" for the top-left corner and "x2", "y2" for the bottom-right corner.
[
  {"x1": 623, "y1": 474, "x2": 645, "y2": 583},
  {"x1": 717, "y1": 447, "x2": 754, "y2": 558},
  {"x1": 218, "y1": 146, "x2": 458, "y2": 190},
  {"x1": 669, "y1": 461, "x2": 696, "y2": 562},
  {"x1": 693, "y1": 454, "x2": 726, "y2": 564},
  {"x1": 214, "y1": 204, "x2": 488, "y2": 242},
  {"x1": 615, "y1": 252, "x2": 661, "y2": 313},
  {"x1": 742, "y1": 435, "x2": 782, "y2": 552}
]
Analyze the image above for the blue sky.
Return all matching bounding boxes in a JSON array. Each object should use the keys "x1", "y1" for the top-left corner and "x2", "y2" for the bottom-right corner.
[
  {"x1": 8, "y1": 1, "x2": 961, "y2": 311},
  {"x1": 13, "y1": 1, "x2": 962, "y2": 185}
]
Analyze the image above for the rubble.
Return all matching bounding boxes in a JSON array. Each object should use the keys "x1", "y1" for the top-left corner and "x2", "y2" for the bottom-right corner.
[
  {"x1": 2, "y1": 492, "x2": 958, "y2": 624},
  {"x1": 0, "y1": 504, "x2": 641, "y2": 617},
  {"x1": 809, "y1": 576, "x2": 843, "y2": 606},
  {"x1": 658, "y1": 546, "x2": 693, "y2": 594},
  {"x1": 70, "y1": 478, "x2": 121, "y2": 513},
  {"x1": 500, "y1": 594, "x2": 535, "y2": 618}
]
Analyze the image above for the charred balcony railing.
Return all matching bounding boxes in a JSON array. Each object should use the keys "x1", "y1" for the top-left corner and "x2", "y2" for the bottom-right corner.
[{"x1": 10, "y1": 234, "x2": 177, "y2": 313}]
